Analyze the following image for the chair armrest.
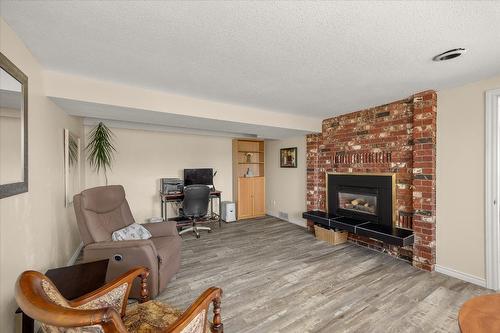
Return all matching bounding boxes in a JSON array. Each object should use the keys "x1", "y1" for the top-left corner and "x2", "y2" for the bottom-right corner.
[
  {"x1": 84, "y1": 239, "x2": 158, "y2": 259},
  {"x1": 83, "y1": 240, "x2": 160, "y2": 298},
  {"x1": 69, "y1": 267, "x2": 150, "y2": 316},
  {"x1": 143, "y1": 221, "x2": 179, "y2": 237},
  {"x1": 163, "y1": 287, "x2": 223, "y2": 333},
  {"x1": 15, "y1": 272, "x2": 127, "y2": 332},
  {"x1": 43, "y1": 305, "x2": 127, "y2": 332}
]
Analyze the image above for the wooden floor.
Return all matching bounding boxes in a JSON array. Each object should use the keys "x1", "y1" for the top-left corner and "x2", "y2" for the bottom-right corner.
[{"x1": 158, "y1": 216, "x2": 491, "y2": 333}]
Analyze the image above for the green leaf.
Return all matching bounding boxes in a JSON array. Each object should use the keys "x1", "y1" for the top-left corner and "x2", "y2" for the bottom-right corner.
[
  {"x1": 68, "y1": 133, "x2": 78, "y2": 167},
  {"x1": 85, "y1": 122, "x2": 116, "y2": 176}
]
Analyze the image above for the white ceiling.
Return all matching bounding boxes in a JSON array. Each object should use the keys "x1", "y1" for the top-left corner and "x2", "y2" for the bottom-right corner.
[{"x1": 2, "y1": 1, "x2": 500, "y2": 118}]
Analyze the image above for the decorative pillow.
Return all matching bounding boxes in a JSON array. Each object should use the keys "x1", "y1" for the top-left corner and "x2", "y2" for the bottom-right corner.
[{"x1": 112, "y1": 223, "x2": 152, "y2": 241}]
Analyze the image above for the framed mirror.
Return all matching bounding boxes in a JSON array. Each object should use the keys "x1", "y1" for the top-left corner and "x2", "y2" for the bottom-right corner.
[
  {"x1": 0, "y1": 52, "x2": 28, "y2": 199},
  {"x1": 64, "y1": 129, "x2": 81, "y2": 207}
]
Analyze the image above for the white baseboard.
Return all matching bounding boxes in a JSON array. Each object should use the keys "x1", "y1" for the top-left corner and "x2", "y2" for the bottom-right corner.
[
  {"x1": 267, "y1": 211, "x2": 306, "y2": 228},
  {"x1": 435, "y1": 264, "x2": 487, "y2": 288},
  {"x1": 67, "y1": 242, "x2": 83, "y2": 266}
]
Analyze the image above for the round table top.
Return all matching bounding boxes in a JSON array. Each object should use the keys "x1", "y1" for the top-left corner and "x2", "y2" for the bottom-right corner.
[{"x1": 459, "y1": 294, "x2": 500, "y2": 333}]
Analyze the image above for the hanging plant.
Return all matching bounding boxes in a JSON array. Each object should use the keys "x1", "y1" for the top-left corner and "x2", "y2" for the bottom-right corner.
[{"x1": 85, "y1": 122, "x2": 116, "y2": 185}]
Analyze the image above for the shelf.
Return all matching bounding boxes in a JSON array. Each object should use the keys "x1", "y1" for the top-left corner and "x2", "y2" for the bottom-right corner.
[
  {"x1": 330, "y1": 216, "x2": 369, "y2": 233},
  {"x1": 302, "y1": 210, "x2": 414, "y2": 247},
  {"x1": 238, "y1": 150, "x2": 264, "y2": 153},
  {"x1": 238, "y1": 162, "x2": 265, "y2": 164},
  {"x1": 233, "y1": 139, "x2": 266, "y2": 219},
  {"x1": 356, "y1": 222, "x2": 414, "y2": 247},
  {"x1": 302, "y1": 211, "x2": 335, "y2": 228}
]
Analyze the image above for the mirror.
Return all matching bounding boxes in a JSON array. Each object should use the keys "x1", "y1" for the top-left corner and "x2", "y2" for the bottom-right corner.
[
  {"x1": 0, "y1": 52, "x2": 28, "y2": 198},
  {"x1": 64, "y1": 129, "x2": 81, "y2": 207}
]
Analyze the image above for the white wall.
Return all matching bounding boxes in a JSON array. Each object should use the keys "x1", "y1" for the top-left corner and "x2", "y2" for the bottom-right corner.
[
  {"x1": 265, "y1": 136, "x2": 307, "y2": 227},
  {"x1": 0, "y1": 19, "x2": 84, "y2": 332},
  {"x1": 84, "y1": 126, "x2": 233, "y2": 222},
  {"x1": 437, "y1": 74, "x2": 500, "y2": 282}
]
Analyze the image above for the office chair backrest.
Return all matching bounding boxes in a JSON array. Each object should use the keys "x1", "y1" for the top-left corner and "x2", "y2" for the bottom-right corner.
[{"x1": 183, "y1": 185, "x2": 210, "y2": 218}]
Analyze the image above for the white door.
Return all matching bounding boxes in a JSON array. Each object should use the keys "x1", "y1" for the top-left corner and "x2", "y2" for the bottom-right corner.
[{"x1": 486, "y1": 90, "x2": 500, "y2": 290}]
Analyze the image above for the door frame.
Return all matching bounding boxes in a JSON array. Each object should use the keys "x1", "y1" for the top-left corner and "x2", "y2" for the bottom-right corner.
[{"x1": 485, "y1": 88, "x2": 500, "y2": 290}]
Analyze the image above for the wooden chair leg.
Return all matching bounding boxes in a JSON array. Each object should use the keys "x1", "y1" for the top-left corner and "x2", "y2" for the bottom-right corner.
[
  {"x1": 211, "y1": 296, "x2": 223, "y2": 333},
  {"x1": 139, "y1": 270, "x2": 150, "y2": 303}
]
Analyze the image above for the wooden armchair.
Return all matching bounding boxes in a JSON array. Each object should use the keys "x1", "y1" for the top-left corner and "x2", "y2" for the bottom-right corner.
[{"x1": 15, "y1": 266, "x2": 223, "y2": 333}]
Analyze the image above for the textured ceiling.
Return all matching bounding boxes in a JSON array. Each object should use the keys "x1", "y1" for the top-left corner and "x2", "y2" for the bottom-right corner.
[{"x1": 2, "y1": 1, "x2": 500, "y2": 117}]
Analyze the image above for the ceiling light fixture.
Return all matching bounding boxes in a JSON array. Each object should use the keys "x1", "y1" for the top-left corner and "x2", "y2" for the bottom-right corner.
[{"x1": 433, "y1": 48, "x2": 467, "y2": 61}]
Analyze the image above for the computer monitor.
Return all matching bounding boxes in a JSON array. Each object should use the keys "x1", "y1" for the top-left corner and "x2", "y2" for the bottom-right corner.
[{"x1": 184, "y1": 168, "x2": 213, "y2": 186}]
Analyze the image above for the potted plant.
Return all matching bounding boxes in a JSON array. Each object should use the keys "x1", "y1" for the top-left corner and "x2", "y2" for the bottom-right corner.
[{"x1": 85, "y1": 122, "x2": 116, "y2": 185}]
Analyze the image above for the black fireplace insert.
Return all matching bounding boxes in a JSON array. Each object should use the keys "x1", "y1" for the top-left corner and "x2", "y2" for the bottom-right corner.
[
  {"x1": 303, "y1": 172, "x2": 413, "y2": 247},
  {"x1": 327, "y1": 173, "x2": 395, "y2": 227}
]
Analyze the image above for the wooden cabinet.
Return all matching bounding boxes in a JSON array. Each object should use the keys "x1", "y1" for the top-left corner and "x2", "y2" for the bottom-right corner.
[
  {"x1": 237, "y1": 178, "x2": 254, "y2": 219},
  {"x1": 252, "y1": 177, "x2": 265, "y2": 216},
  {"x1": 237, "y1": 177, "x2": 265, "y2": 219},
  {"x1": 233, "y1": 139, "x2": 266, "y2": 220}
]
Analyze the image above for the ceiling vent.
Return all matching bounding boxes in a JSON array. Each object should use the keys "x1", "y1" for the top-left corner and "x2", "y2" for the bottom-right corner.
[{"x1": 433, "y1": 48, "x2": 466, "y2": 61}]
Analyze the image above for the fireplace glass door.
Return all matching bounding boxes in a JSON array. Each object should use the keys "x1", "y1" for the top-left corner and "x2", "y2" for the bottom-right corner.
[{"x1": 338, "y1": 190, "x2": 377, "y2": 216}]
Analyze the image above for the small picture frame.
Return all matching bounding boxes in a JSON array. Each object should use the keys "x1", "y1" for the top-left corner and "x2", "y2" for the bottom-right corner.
[{"x1": 280, "y1": 147, "x2": 297, "y2": 168}]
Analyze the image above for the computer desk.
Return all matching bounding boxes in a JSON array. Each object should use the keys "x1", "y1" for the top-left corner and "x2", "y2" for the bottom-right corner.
[{"x1": 160, "y1": 190, "x2": 222, "y2": 228}]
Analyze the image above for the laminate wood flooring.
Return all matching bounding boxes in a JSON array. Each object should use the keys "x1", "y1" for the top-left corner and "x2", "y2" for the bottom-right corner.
[{"x1": 157, "y1": 216, "x2": 492, "y2": 333}]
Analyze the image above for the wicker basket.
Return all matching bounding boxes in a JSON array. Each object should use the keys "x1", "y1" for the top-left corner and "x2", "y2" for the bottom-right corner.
[{"x1": 314, "y1": 225, "x2": 348, "y2": 245}]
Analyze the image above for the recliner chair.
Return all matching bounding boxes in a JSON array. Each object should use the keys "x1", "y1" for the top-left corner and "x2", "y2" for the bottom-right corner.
[{"x1": 73, "y1": 185, "x2": 181, "y2": 298}]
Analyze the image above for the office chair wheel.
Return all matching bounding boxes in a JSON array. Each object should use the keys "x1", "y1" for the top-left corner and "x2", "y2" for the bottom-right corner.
[
  {"x1": 196, "y1": 234, "x2": 200, "y2": 238},
  {"x1": 208, "y1": 229, "x2": 212, "y2": 233}
]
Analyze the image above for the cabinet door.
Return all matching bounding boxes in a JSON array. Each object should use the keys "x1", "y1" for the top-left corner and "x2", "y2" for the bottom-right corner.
[
  {"x1": 253, "y1": 177, "x2": 266, "y2": 216},
  {"x1": 238, "y1": 178, "x2": 254, "y2": 219}
]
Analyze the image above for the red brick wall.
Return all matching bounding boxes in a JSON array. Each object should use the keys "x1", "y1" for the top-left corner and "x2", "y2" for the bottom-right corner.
[
  {"x1": 306, "y1": 133, "x2": 322, "y2": 231},
  {"x1": 411, "y1": 91, "x2": 437, "y2": 271},
  {"x1": 306, "y1": 91, "x2": 437, "y2": 270}
]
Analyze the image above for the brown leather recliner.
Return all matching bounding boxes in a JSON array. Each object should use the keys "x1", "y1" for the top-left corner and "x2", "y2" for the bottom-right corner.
[{"x1": 73, "y1": 185, "x2": 181, "y2": 299}]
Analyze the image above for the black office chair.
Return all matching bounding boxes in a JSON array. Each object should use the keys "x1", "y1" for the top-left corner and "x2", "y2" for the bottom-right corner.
[{"x1": 179, "y1": 185, "x2": 211, "y2": 238}]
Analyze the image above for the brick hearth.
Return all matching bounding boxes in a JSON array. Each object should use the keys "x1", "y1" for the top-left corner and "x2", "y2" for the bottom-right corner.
[{"x1": 306, "y1": 90, "x2": 436, "y2": 271}]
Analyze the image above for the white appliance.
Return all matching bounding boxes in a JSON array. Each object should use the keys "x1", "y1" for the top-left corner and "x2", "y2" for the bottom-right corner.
[{"x1": 221, "y1": 201, "x2": 236, "y2": 222}]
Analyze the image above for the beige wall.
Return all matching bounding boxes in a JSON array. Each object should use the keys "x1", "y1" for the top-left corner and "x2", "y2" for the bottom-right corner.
[
  {"x1": 265, "y1": 136, "x2": 307, "y2": 227},
  {"x1": 0, "y1": 19, "x2": 84, "y2": 332},
  {"x1": 0, "y1": 109, "x2": 22, "y2": 183},
  {"x1": 84, "y1": 126, "x2": 233, "y2": 222},
  {"x1": 437, "y1": 74, "x2": 500, "y2": 280},
  {"x1": 45, "y1": 71, "x2": 321, "y2": 133}
]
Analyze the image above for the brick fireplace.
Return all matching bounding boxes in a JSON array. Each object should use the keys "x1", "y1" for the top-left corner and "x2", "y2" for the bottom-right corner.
[{"x1": 306, "y1": 90, "x2": 436, "y2": 271}]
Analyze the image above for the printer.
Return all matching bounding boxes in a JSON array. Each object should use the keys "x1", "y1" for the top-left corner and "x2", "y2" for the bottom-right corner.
[{"x1": 161, "y1": 178, "x2": 184, "y2": 194}]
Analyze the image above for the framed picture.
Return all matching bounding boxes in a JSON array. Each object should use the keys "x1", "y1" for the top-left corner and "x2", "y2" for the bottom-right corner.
[{"x1": 280, "y1": 147, "x2": 297, "y2": 168}]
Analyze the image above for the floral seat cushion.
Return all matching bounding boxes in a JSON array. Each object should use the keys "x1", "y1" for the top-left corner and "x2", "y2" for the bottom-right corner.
[{"x1": 123, "y1": 300, "x2": 182, "y2": 332}]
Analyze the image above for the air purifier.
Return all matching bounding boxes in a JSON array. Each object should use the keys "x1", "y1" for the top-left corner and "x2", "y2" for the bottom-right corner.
[{"x1": 221, "y1": 201, "x2": 236, "y2": 222}]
